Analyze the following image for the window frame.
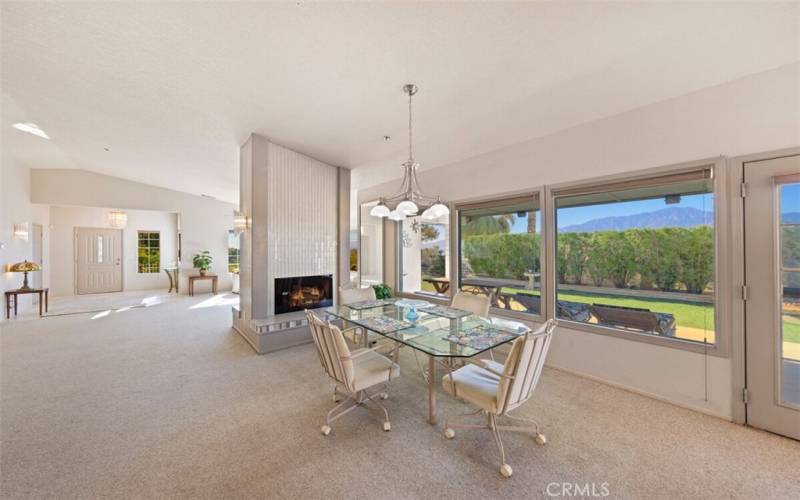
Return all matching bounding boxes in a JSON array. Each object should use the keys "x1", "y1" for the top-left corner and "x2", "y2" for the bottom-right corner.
[
  {"x1": 452, "y1": 191, "x2": 547, "y2": 321},
  {"x1": 546, "y1": 157, "x2": 730, "y2": 357},
  {"x1": 396, "y1": 213, "x2": 453, "y2": 301},
  {"x1": 359, "y1": 200, "x2": 385, "y2": 288},
  {"x1": 389, "y1": 157, "x2": 731, "y2": 356},
  {"x1": 137, "y1": 230, "x2": 161, "y2": 274}
]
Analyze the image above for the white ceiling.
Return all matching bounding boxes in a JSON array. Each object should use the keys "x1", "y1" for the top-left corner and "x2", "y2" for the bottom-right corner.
[{"x1": 2, "y1": 2, "x2": 798, "y2": 203}]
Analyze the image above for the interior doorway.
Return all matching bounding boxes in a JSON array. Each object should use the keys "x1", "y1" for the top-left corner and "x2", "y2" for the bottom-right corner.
[
  {"x1": 743, "y1": 154, "x2": 800, "y2": 440},
  {"x1": 75, "y1": 227, "x2": 123, "y2": 294}
]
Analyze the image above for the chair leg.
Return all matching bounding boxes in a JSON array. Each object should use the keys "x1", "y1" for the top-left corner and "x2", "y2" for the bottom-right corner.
[
  {"x1": 361, "y1": 389, "x2": 392, "y2": 431},
  {"x1": 321, "y1": 388, "x2": 393, "y2": 435},
  {"x1": 488, "y1": 414, "x2": 513, "y2": 477},
  {"x1": 443, "y1": 409, "x2": 542, "y2": 478},
  {"x1": 501, "y1": 411, "x2": 547, "y2": 444}
]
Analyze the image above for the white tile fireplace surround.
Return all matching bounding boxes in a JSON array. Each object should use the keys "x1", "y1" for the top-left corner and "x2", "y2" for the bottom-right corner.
[{"x1": 233, "y1": 134, "x2": 349, "y2": 354}]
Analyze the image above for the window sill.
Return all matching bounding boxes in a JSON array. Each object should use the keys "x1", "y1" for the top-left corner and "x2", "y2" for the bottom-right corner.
[{"x1": 553, "y1": 319, "x2": 723, "y2": 357}]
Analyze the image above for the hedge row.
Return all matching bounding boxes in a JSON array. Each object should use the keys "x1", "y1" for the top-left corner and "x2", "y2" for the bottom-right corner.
[{"x1": 462, "y1": 227, "x2": 716, "y2": 294}]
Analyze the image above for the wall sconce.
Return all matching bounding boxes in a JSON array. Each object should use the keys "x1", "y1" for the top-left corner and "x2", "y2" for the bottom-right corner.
[
  {"x1": 233, "y1": 211, "x2": 251, "y2": 233},
  {"x1": 13, "y1": 223, "x2": 29, "y2": 241},
  {"x1": 108, "y1": 210, "x2": 128, "y2": 228}
]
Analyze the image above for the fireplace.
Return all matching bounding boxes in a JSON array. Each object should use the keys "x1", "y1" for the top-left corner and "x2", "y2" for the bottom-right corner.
[{"x1": 274, "y1": 275, "x2": 333, "y2": 315}]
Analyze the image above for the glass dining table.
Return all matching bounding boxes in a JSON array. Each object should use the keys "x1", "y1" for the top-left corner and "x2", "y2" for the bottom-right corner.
[{"x1": 324, "y1": 298, "x2": 531, "y2": 424}]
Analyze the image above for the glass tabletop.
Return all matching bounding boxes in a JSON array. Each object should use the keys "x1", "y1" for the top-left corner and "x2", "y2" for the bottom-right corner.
[{"x1": 324, "y1": 300, "x2": 530, "y2": 358}]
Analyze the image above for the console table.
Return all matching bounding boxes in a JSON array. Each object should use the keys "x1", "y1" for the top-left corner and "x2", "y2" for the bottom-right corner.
[
  {"x1": 5, "y1": 288, "x2": 49, "y2": 319},
  {"x1": 188, "y1": 275, "x2": 217, "y2": 296}
]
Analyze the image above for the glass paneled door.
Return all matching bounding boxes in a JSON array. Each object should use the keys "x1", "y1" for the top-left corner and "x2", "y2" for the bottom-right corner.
[{"x1": 744, "y1": 155, "x2": 800, "y2": 440}]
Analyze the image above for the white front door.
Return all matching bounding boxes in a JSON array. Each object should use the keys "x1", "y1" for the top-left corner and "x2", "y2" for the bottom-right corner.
[
  {"x1": 744, "y1": 154, "x2": 800, "y2": 440},
  {"x1": 75, "y1": 227, "x2": 123, "y2": 294}
]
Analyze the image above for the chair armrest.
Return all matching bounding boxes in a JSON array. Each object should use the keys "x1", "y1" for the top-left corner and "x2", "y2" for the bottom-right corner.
[
  {"x1": 343, "y1": 340, "x2": 399, "y2": 361},
  {"x1": 467, "y1": 358, "x2": 514, "y2": 380}
]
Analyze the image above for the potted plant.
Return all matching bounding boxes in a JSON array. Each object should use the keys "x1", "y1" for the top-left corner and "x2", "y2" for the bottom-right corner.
[
  {"x1": 192, "y1": 250, "x2": 213, "y2": 276},
  {"x1": 372, "y1": 283, "x2": 392, "y2": 299}
]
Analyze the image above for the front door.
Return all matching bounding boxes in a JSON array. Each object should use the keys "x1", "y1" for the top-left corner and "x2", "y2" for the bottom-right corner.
[
  {"x1": 75, "y1": 227, "x2": 123, "y2": 294},
  {"x1": 744, "y1": 154, "x2": 800, "y2": 440}
]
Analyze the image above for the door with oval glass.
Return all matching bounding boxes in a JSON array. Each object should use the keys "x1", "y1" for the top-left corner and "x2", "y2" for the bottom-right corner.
[
  {"x1": 75, "y1": 227, "x2": 123, "y2": 294},
  {"x1": 744, "y1": 154, "x2": 800, "y2": 440}
]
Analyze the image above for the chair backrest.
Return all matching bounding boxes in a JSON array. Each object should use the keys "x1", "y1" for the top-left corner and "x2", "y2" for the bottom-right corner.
[
  {"x1": 340, "y1": 286, "x2": 376, "y2": 305},
  {"x1": 496, "y1": 319, "x2": 557, "y2": 414},
  {"x1": 451, "y1": 291, "x2": 491, "y2": 316},
  {"x1": 305, "y1": 310, "x2": 355, "y2": 391}
]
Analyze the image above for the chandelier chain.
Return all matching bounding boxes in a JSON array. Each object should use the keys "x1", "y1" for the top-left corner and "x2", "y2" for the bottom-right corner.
[{"x1": 408, "y1": 88, "x2": 413, "y2": 162}]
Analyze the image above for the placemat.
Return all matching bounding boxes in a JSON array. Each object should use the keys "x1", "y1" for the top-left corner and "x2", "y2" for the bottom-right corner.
[
  {"x1": 445, "y1": 324, "x2": 517, "y2": 351},
  {"x1": 425, "y1": 305, "x2": 472, "y2": 319},
  {"x1": 345, "y1": 299, "x2": 394, "y2": 310},
  {"x1": 357, "y1": 316, "x2": 414, "y2": 334}
]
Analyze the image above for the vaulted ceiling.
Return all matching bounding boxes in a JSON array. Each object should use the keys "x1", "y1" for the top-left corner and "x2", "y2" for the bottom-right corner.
[{"x1": 2, "y1": 2, "x2": 798, "y2": 203}]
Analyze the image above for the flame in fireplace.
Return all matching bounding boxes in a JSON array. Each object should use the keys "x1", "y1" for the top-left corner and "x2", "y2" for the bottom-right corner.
[{"x1": 289, "y1": 285, "x2": 324, "y2": 308}]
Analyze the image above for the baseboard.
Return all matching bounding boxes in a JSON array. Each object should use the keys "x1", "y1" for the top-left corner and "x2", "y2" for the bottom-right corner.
[{"x1": 545, "y1": 363, "x2": 734, "y2": 422}]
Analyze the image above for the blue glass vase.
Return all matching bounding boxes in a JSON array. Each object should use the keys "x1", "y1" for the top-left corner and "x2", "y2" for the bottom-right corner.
[{"x1": 406, "y1": 306, "x2": 419, "y2": 321}]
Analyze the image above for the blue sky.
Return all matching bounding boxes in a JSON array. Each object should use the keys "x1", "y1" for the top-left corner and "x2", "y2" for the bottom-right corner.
[
  {"x1": 782, "y1": 183, "x2": 800, "y2": 215},
  {"x1": 508, "y1": 193, "x2": 714, "y2": 232}
]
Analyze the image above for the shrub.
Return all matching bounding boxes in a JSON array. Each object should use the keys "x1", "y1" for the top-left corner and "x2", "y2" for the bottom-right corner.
[{"x1": 462, "y1": 233, "x2": 539, "y2": 279}]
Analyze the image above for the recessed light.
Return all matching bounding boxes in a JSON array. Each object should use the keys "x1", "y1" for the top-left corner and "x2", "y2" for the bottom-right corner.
[
  {"x1": 383, "y1": 135, "x2": 391, "y2": 141},
  {"x1": 12, "y1": 122, "x2": 49, "y2": 139},
  {"x1": 104, "y1": 147, "x2": 110, "y2": 151}
]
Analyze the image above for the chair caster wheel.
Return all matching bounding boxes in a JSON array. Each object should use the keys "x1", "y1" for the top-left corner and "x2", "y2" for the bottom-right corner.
[
  {"x1": 321, "y1": 425, "x2": 331, "y2": 436},
  {"x1": 500, "y1": 464, "x2": 513, "y2": 478},
  {"x1": 380, "y1": 392, "x2": 389, "y2": 400},
  {"x1": 444, "y1": 428, "x2": 455, "y2": 439},
  {"x1": 535, "y1": 433, "x2": 547, "y2": 445},
  {"x1": 383, "y1": 421, "x2": 391, "y2": 432}
]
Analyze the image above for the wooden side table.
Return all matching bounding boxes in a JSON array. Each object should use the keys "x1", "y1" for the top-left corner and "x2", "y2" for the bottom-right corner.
[
  {"x1": 188, "y1": 275, "x2": 217, "y2": 296},
  {"x1": 5, "y1": 288, "x2": 49, "y2": 319}
]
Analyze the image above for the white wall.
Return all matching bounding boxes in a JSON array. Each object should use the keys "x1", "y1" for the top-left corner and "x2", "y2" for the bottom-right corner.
[
  {"x1": 48, "y1": 206, "x2": 177, "y2": 296},
  {"x1": 355, "y1": 63, "x2": 800, "y2": 419},
  {"x1": 31, "y1": 169, "x2": 236, "y2": 294},
  {"x1": 0, "y1": 156, "x2": 50, "y2": 319}
]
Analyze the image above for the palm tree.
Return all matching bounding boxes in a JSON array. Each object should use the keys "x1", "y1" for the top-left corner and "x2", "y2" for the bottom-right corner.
[{"x1": 462, "y1": 214, "x2": 515, "y2": 237}]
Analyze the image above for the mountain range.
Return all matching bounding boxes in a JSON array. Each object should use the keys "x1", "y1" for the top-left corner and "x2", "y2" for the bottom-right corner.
[{"x1": 559, "y1": 207, "x2": 712, "y2": 233}]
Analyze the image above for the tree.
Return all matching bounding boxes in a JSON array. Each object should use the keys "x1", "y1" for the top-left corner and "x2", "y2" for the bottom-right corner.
[
  {"x1": 420, "y1": 247, "x2": 446, "y2": 277},
  {"x1": 461, "y1": 214, "x2": 515, "y2": 237},
  {"x1": 678, "y1": 226, "x2": 714, "y2": 294},
  {"x1": 420, "y1": 224, "x2": 440, "y2": 242},
  {"x1": 462, "y1": 233, "x2": 539, "y2": 279},
  {"x1": 559, "y1": 232, "x2": 590, "y2": 284}
]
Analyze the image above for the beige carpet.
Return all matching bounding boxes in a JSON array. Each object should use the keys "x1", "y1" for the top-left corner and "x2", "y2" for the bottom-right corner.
[{"x1": 1, "y1": 292, "x2": 798, "y2": 499}]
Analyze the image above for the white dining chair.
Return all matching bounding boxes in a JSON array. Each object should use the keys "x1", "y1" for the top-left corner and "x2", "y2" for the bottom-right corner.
[
  {"x1": 452, "y1": 290, "x2": 496, "y2": 360},
  {"x1": 441, "y1": 319, "x2": 557, "y2": 478},
  {"x1": 339, "y1": 286, "x2": 377, "y2": 346},
  {"x1": 306, "y1": 310, "x2": 400, "y2": 435},
  {"x1": 451, "y1": 290, "x2": 491, "y2": 316}
]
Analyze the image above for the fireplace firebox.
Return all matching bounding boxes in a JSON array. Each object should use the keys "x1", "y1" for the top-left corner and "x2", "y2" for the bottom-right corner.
[{"x1": 274, "y1": 275, "x2": 333, "y2": 315}]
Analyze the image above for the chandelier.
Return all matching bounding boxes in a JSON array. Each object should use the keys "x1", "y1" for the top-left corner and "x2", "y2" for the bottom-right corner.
[{"x1": 370, "y1": 84, "x2": 449, "y2": 222}]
